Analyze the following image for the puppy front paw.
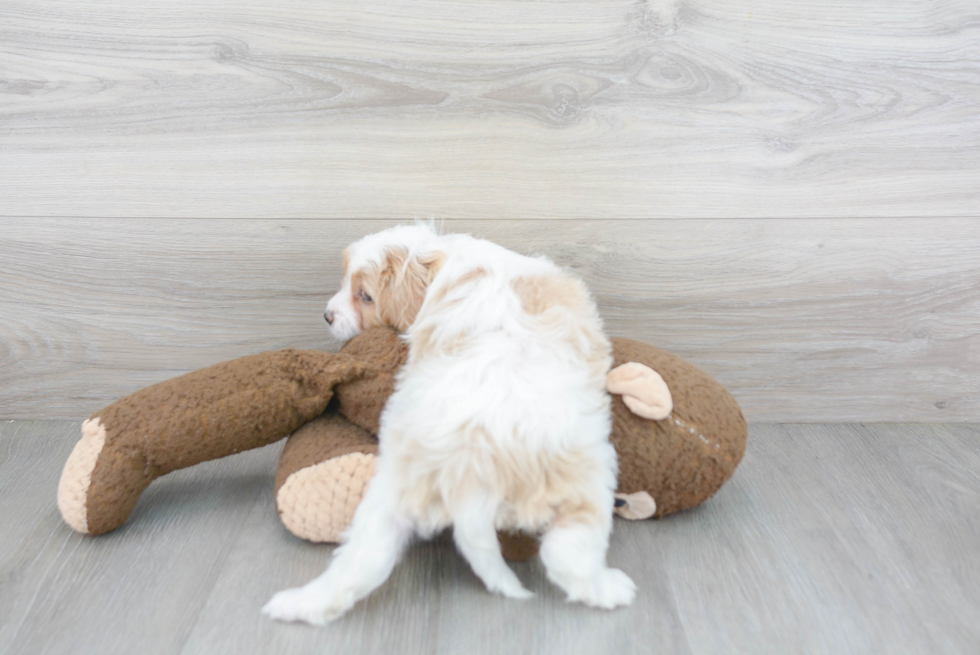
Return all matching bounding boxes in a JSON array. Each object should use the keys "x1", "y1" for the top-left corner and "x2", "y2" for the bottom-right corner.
[
  {"x1": 566, "y1": 568, "x2": 637, "y2": 610},
  {"x1": 262, "y1": 585, "x2": 355, "y2": 626},
  {"x1": 489, "y1": 577, "x2": 535, "y2": 600}
]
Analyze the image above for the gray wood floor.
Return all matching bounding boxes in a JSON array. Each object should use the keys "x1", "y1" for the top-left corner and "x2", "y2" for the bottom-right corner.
[{"x1": 2, "y1": 421, "x2": 977, "y2": 655}]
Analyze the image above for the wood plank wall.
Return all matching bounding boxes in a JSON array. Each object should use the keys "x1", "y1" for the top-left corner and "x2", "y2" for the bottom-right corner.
[{"x1": 1, "y1": 0, "x2": 978, "y2": 421}]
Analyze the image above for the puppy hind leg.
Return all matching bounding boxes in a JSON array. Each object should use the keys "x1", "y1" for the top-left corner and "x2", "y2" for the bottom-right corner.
[
  {"x1": 263, "y1": 473, "x2": 413, "y2": 625},
  {"x1": 451, "y1": 493, "x2": 533, "y2": 599},
  {"x1": 539, "y1": 504, "x2": 636, "y2": 610}
]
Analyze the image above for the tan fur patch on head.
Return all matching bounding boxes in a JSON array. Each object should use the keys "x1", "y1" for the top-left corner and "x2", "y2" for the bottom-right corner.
[
  {"x1": 352, "y1": 248, "x2": 444, "y2": 333},
  {"x1": 377, "y1": 248, "x2": 444, "y2": 332},
  {"x1": 350, "y1": 269, "x2": 380, "y2": 331}
]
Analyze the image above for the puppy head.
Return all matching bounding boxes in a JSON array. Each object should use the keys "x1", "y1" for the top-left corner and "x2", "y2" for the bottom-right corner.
[{"x1": 325, "y1": 225, "x2": 444, "y2": 340}]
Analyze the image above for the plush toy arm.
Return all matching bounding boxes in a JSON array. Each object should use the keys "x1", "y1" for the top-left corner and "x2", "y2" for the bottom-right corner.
[
  {"x1": 58, "y1": 349, "x2": 365, "y2": 535},
  {"x1": 606, "y1": 362, "x2": 673, "y2": 420}
]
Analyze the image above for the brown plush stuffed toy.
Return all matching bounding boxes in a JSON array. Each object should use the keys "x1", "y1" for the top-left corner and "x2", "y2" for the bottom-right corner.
[{"x1": 58, "y1": 327, "x2": 746, "y2": 560}]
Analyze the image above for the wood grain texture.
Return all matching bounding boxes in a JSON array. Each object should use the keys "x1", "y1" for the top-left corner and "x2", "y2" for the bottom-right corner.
[
  {"x1": 0, "y1": 420, "x2": 288, "y2": 655},
  {"x1": 2, "y1": 217, "x2": 978, "y2": 422},
  {"x1": 1, "y1": 421, "x2": 977, "y2": 654},
  {"x1": 1, "y1": 0, "x2": 978, "y2": 218}
]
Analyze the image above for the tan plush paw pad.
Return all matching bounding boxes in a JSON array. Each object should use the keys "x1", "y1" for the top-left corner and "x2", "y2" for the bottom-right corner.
[
  {"x1": 276, "y1": 452, "x2": 376, "y2": 543},
  {"x1": 606, "y1": 362, "x2": 673, "y2": 420},
  {"x1": 614, "y1": 491, "x2": 657, "y2": 520},
  {"x1": 57, "y1": 418, "x2": 108, "y2": 533}
]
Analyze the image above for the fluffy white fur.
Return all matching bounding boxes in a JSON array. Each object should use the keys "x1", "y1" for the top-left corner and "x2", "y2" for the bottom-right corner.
[{"x1": 263, "y1": 225, "x2": 635, "y2": 624}]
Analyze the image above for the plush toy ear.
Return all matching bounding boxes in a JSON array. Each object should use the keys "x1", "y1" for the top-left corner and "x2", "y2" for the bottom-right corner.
[{"x1": 606, "y1": 362, "x2": 673, "y2": 420}]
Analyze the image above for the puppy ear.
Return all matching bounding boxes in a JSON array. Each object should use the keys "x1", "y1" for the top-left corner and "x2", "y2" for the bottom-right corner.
[
  {"x1": 416, "y1": 251, "x2": 445, "y2": 282},
  {"x1": 377, "y1": 248, "x2": 444, "y2": 331},
  {"x1": 341, "y1": 247, "x2": 351, "y2": 276}
]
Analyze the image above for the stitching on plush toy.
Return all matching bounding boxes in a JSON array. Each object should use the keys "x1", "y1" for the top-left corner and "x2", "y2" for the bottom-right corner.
[{"x1": 668, "y1": 414, "x2": 719, "y2": 451}]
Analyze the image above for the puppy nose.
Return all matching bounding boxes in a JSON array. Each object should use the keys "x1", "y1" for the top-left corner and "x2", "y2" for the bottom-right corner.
[{"x1": 324, "y1": 310, "x2": 335, "y2": 325}]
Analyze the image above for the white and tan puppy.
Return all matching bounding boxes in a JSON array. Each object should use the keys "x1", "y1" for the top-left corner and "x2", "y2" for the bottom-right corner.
[{"x1": 262, "y1": 224, "x2": 635, "y2": 624}]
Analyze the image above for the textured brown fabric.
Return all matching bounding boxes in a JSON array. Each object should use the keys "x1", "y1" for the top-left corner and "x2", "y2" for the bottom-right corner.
[
  {"x1": 273, "y1": 331, "x2": 746, "y2": 533},
  {"x1": 328, "y1": 333, "x2": 746, "y2": 519},
  {"x1": 270, "y1": 330, "x2": 744, "y2": 555},
  {"x1": 334, "y1": 328, "x2": 407, "y2": 435},
  {"x1": 84, "y1": 349, "x2": 365, "y2": 535},
  {"x1": 497, "y1": 531, "x2": 540, "y2": 562},
  {"x1": 69, "y1": 324, "x2": 744, "y2": 542},
  {"x1": 610, "y1": 338, "x2": 747, "y2": 517},
  {"x1": 275, "y1": 414, "x2": 379, "y2": 497}
]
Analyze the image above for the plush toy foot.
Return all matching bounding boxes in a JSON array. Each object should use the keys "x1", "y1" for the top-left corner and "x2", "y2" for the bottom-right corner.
[
  {"x1": 277, "y1": 451, "x2": 377, "y2": 543},
  {"x1": 58, "y1": 418, "x2": 110, "y2": 534},
  {"x1": 614, "y1": 491, "x2": 657, "y2": 520},
  {"x1": 606, "y1": 362, "x2": 673, "y2": 420},
  {"x1": 58, "y1": 418, "x2": 154, "y2": 535},
  {"x1": 275, "y1": 414, "x2": 379, "y2": 543}
]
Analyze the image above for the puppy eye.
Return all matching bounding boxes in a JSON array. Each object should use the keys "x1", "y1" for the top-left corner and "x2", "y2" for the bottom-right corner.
[{"x1": 359, "y1": 289, "x2": 373, "y2": 303}]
